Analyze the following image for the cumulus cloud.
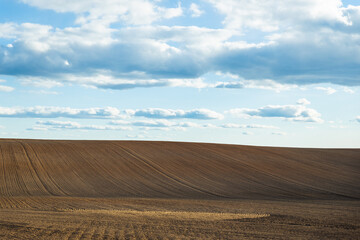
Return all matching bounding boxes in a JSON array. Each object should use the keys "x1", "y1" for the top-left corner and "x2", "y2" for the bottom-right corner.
[
  {"x1": 30, "y1": 119, "x2": 219, "y2": 132},
  {"x1": 342, "y1": 87, "x2": 355, "y2": 94},
  {"x1": 160, "y1": 2, "x2": 183, "y2": 19},
  {"x1": 111, "y1": 119, "x2": 201, "y2": 128},
  {"x1": 96, "y1": 79, "x2": 170, "y2": 90},
  {"x1": 214, "y1": 79, "x2": 298, "y2": 92},
  {"x1": 315, "y1": 87, "x2": 337, "y2": 95},
  {"x1": 213, "y1": 29, "x2": 360, "y2": 86},
  {"x1": 0, "y1": 0, "x2": 359, "y2": 89},
  {"x1": 0, "y1": 24, "x2": 196, "y2": 77},
  {"x1": 0, "y1": 106, "x2": 223, "y2": 120},
  {"x1": 0, "y1": 85, "x2": 14, "y2": 92},
  {"x1": 27, "y1": 90, "x2": 59, "y2": 95},
  {"x1": 127, "y1": 108, "x2": 224, "y2": 120},
  {"x1": 50, "y1": 73, "x2": 296, "y2": 92},
  {"x1": 110, "y1": 119, "x2": 206, "y2": 131},
  {"x1": 297, "y1": 98, "x2": 311, "y2": 105},
  {"x1": 207, "y1": 1, "x2": 360, "y2": 86},
  {"x1": 214, "y1": 82, "x2": 244, "y2": 89},
  {"x1": 90, "y1": 76, "x2": 208, "y2": 90},
  {"x1": 0, "y1": 106, "x2": 124, "y2": 119},
  {"x1": 206, "y1": 0, "x2": 353, "y2": 31},
  {"x1": 20, "y1": 0, "x2": 182, "y2": 25},
  {"x1": 29, "y1": 120, "x2": 131, "y2": 131},
  {"x1": 190, "y1": 3, "x2": 204, "y2": 17},
  {"x1": 0, "y1": 79, "x2": 14, "y2": 92},
  {"x1": 228, "y1": 103, "x2": 323, "y2": 123},
  {"x1": 0, "y1": 25, "x2": 225, "y2": 85},
  {"x1": 21, "y1": 78, "x2": 64, "y2": 88}
]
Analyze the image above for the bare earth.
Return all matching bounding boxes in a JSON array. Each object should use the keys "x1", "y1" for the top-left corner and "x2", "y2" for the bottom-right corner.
[{"x1": 0, "y1": 139, "x2": 359, "y2": 239}]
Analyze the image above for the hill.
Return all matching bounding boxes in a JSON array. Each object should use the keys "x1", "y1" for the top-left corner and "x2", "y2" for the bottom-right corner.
[{"x1": 0, "y1": 139, "x2": 359, "y2": 199}]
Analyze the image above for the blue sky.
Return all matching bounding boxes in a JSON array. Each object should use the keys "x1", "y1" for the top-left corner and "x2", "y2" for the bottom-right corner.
[{"x1": 0, "y1": 0, "x2": 359, "y2": 147}]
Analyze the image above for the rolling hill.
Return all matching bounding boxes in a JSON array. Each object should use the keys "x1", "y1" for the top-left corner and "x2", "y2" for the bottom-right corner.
[{"x1": 0, "y1": 139, "x2": 359, "y2": 199}]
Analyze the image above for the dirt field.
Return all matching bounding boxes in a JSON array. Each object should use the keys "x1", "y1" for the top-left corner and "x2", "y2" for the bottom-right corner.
[
  {"x1": 0, "y1": 139, "x2": 359, "y2": 239},
  {"x1": 0, "y1": 197, "x2": 359, "y2": 239}
]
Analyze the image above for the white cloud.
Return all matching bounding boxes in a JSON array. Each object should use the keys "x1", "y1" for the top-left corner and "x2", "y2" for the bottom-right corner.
[
  {"x1": 228, "y1": 103, "x2": 323, "y2": 123},
  {"x1": 126, "y1": 134, "x2": 146, "y2": 139},
  {"x1": 207, "y1": 2, "x2": 360, "y2": 86},
  {"x1": 0, "y1": 0, "x2": 359, "y2": 89},
  {"x1": 21, "y1": 78, "x2": 64, "y2": 88},
  {"x1": 242, "y1": 80, "x2": 298, "y2": 92},
  {"x1": 159, "y1": 2, "x2": 183, "y2": 19},
  {"x1": 214, "y1": 82, "x2": 244, "y2": 89},
  {"x1": 20, "y1": 0, "x2": 183, "y2": 26},
  {"x1": 207, "y1": 0, "x2": 352, "y2": 31},
  {"x1": 342, "y1": 87, "x2": 355, "y2": 94},
  {"x1": 0, "y1": 23, "x2": 17, "y2": 38},
  {"x1": 29, "y1": 120, "x2": 131, "y2": 131},
  {"x1": 0, "y1": 79, "x2": 14, "y2": 92},
  {"x1": 190, "y1": 3, "x2": 203, "y2": 17},
  {"x1": 213, "y1": 75, "x2": 298, "y2": 92},
  {"x1": 212, "y1": 73, "x2": 299, "y2": 92},
  {"x1": 110, "y1": 119, "x2": 204, "y2": 130},
  {"x1": 0, "y1": 106, "x2": 125, "y2": 119},
  {"x1": 118, "y1": 25, "x2": 234, "y2": 54},
  {"x1": 356, "y1": 116, "x2": 360, "y2": 123},
  {"x1": 315, "y1": 87, "x2": 337, "y2": 95},
  {"x1": 128, "y1": 108, "x2": 224, "y2": 120},
  {"x1": 221, "y1": 123, "x2": 278, "y2": 129},
  {"x1": 28, "y1": 90, "x2": 59, "y2": 95},
  {"x1": 0, "y1": 24, "x2": 231, "y2": 86},
  {"x1": 28, "y1": 118, "x2": 221, "y2": 132},
  {"x1": 112, "y1": 119, "x2": 181, "y2": 127},
  {"x1": 21, "y1": 73, "x2": 300, "y2": 92},
  {"x1": 213, "y1": 28, "x2": 360, "y2": 86},
  {"x1": 0, "y1": 106, "x2": 222, "y2": 120},
  {"x1": 297, "y1": 98, "x2": 311, "y2": 105},
  {"x1": 87, "y1": 75, "x2": 208, "y2": 90},
  {"x1": 0, "y1": 85, "x2": 14, "y2": 92}
]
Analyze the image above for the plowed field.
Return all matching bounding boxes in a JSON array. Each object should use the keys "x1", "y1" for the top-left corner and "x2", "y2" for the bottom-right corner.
[{"x1": 0, "y1": 139, "x2": 359, "y2": 239}]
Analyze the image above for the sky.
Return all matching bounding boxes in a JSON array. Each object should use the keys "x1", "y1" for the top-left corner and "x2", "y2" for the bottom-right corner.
[{"x1": 0, "y1": 0, "x2": 360, "y2": 148}]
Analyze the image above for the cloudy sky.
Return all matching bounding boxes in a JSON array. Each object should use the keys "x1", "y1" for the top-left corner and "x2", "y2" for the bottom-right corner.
[{"x1": 0, "y1": 0, "x2": 359, "y2": 147}]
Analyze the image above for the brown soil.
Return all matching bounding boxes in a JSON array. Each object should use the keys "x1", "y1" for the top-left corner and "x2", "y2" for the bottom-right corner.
[{"x1": 0, "y1": 139, "x2": 359, "y2": 239}]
